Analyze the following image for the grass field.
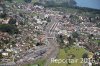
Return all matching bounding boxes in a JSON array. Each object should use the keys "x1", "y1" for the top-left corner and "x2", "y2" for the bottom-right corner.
[
  {"x1": 33, "y1": 59, "x2": 45, "y2": 66},
  {"x1": 49, "y1": 46, "x2": 88, "y2": 66},
  {"x1": 24, "y1": 59, "x2": 45, "y2": 66}
]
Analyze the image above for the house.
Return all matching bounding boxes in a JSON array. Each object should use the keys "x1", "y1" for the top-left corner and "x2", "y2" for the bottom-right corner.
[
  {"x1": 0, "y1": 49, "x2": 3, "y2": 52},
  {"x1": 58, "y1": 30, "x2": 68, "y2": 35},
  {"x1": 88, "y1": 62, "x2": 92, "y2": 66},
  {"x1": 34, "y1": 5, "x2": 44, "y2": 10},
  {"x1": 0, "y1": 17, "x2": 10, "y2": 24},
  {"x1": 2, "y1": 52, "x2": 9, "y2": 56},
  {"x1": 0, "y1": 32, "x2": 10, "y2": 42},
  {"x1": 5, "y1": 48, "x2": 12, "y2": 52},
  {"x1": 37, "y1": 34, "x2": 46, "y2": 43},
  {"x1": 37, "y1": 19, "x2": 42, "y2": 24},
  {"x1": 0, "y1": 7, "x2": 3, "y2": 14}
]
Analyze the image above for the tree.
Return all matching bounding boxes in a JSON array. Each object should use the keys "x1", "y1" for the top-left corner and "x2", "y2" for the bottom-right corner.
[
  {"x1": 5, "y1": 0, "x2": 12, "y2": 3},
  {"x1": 67, "y1": 36, "x2": 74, "y2": 45},
  {"x1": 39, "y1": 0, "x2": 77, "y2": 7},
  {"x1": 47, "y1": 17, "x2": 51, "y2": 22},
  {"x1": 45, "y1": 0, "x2": 56, "y2": 7},
  {"x1": 0, "y1": 0, "x2": 8, "y2": 14},
  {"x1": 24, "y1": 0, "x2": 32, "y2": 3},
  {"x1": 0, "y1": 24, "x2": 19, "y2": 34},
  {"x1": 0, "y1": 13, "x2": 7, "y2": 18},
  {"x1": 89, "y1": 17, "x2": 92, "y2": 22},
  {"x1": 98, "y1": 41, "x2": 100, "y2": 46},
  {"x1": 8, "y1": 18, "x2": 16, "y2": 25},
  {"x1": 72, "y1": 32, "x2": 79, "y2": 38},
  {"x1": 0, "y1": 53, "x2": 3, "y2": 59},
  {"x1": 96, "y1": 23, "x2": 100, "y2": 28},
  {"x1": 36, "y1": 42, "x2": 42, "y2": 46},
  {"x1": 56, "y1": 34, "x2": 64, "y2": 48},
  {"x1": 34, "y1": 2, "x2": 43, "y2": 6},
  {"x1": 82, "y1": 53, "x2": 88, "y2": 58},
  {"x1": 88, "y1": 34, "x2": 94, "y2": 39},
  {"x1": 58, "y1": 34, "x2": 64, "y2": 43}
]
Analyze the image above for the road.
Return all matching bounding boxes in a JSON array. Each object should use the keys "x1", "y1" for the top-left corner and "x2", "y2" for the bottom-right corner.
[{"x1": 44, "y1": 17, "x2": 60, "y2": 66}]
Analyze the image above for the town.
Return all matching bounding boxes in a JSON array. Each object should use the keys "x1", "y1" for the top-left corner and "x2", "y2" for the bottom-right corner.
[{"x1": 0, "y1": 0, "x2": 100, "y2": 66}]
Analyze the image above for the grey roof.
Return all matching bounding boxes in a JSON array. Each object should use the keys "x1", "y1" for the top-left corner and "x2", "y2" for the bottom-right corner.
[{"x1": 0, "y1": 7, "x2": 3, "y2": 11}]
